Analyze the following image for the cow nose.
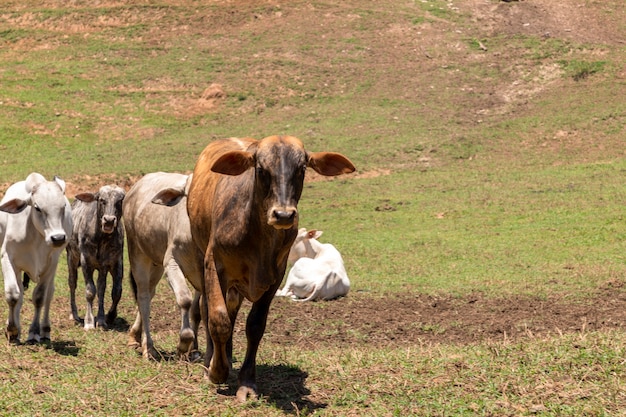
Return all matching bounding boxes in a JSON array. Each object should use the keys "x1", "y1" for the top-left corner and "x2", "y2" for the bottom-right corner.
[
  {"x1": 272, "y1": 209, "x2": 297, "y2": 227},
  {"x1": 103, "y1": 215, "x2": 117, "y2": 224},
  {"x1": 102, "y1": 216, "x2": 117, "y2": 233},
  {"x1": 51, "y1": 234, "x2": 66, "y2": 246}
]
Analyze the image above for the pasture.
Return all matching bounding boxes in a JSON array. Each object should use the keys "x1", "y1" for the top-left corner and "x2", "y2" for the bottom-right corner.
[{"x1": 1, "y1": 0, "x2": 626, "y2": 415}]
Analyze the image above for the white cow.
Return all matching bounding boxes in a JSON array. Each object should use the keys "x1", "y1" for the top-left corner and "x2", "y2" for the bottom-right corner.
[
  {"x1": 123, "y1": 172, "x2": 203, "y2": 360},
  {"x1": 0, "y1": 173, "x2": 72, "y2": 344},
  {"x1": 276, "y1": 228, "x2": 350, "y2": 301}
]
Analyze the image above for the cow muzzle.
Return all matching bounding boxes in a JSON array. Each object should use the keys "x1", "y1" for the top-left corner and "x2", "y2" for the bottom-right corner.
[
  {"x1": 268, "y1": 207, "x2": 298, "y2": 229},
  {"x1": 50, "y1": 233, "x2": 67, "y2": 247},
  {"x1": 101, "y1": 215, "x2": 118, "y2": 234}
]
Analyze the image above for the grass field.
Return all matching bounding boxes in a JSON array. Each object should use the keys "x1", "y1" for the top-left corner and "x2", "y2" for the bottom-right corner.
[{"x1": 1, "y1": 0, "x2": 626, "y2": 415}]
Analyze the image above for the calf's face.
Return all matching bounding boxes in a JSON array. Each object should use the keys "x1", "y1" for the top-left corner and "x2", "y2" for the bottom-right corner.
[
  {"x1": 30, "y1": 179, "x2": 69, "y2": 248},
  {"x1": 75, "y1": 185, "x2": 126, "y2": 234},
  {"x1": 97, "y1": 186, "x2": 125, "y2": 234}
]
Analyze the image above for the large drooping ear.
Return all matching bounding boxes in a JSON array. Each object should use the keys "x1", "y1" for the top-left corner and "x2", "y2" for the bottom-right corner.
[
  {"x1": 74, "y1": 192, "x2": 97, "y2": 203},
  {"x1": 151, "y1": 187, "x2": 186, "y2": 207},
  {"x1": 24, "y1": 172, "x2": 46, "y2": 193},
  {"x1": 0, "y1": 198, "x2": 30, "y2": 214},
  {"x1": 211, "y1": 151, "x2": 255, "y2": 176},
  {"x1": 307, "y1": 152, "x2": 356, "y2": 176},
  {"x1": 54, "y1": 176, "x2": 66, "y2": 193}
]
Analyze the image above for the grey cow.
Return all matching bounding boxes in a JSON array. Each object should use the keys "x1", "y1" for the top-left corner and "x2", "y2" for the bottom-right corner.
[
  {"x1": 67, "y1": 185, "x2": 125, "y2": 330},
  {"x1": 123, "y1": 172, "x2": 202, "y2": 359}
]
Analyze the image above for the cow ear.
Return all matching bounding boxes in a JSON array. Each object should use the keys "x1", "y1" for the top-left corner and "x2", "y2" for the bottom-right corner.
[
  {"x1": 74, "y1": 192, "x2": 97, "y2": 203},
  {"x1": 211, "y1": 151, "x2": 254, "y2": 176},
  {"x1": 307, "y1": 152, "x2": 356, "y2": 176},
  {"x1": 152, "y1": 188, "x2": 185, "y2": 207},
  {"x1": 54, "y1": 176, "x2": 66, "y2": 193},
  {"x1": 0, "y1": 198, "x2": 30, "y2": 214},
  {"x1": 308, "y1": 229, "x2": 323, "y2": 240},
  {"x1": 24, "y1": 172, "x2": 46, "y2": 193}
]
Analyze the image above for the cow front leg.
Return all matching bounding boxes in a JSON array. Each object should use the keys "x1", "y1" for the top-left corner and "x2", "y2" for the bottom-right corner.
[
  {"x1": 83, "y1": 266, "x2": 97, "y2": 330},
  {"x1": 204, "y1": 252, "x2": 231, "y2": 384},
  {"x1": 164, "y1": 258, "x2": 195, "y2": 358},
  {"x1": 106, "y1": 259, "x2": 123, "y2": 326},
  {"x1": 39, "y1": 274, "x2": 55, "y2": 343},
  {"x1": 27, "y1": 281, "x2": 47, "y2": 344},
  {"x1": 95, "y1": 269, "x2": 109, "y2": 329},
  {"x1": 2, "y1": 257, "x2": 22, "y2": 343},
  {"x1": 237, "y1": 289, "x2": 276, "y2": 402}
]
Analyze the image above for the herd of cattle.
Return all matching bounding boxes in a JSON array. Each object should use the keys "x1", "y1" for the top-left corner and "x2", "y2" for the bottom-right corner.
[{"x1": 0, "y1": 135, "x2": 354, "y2": 401}]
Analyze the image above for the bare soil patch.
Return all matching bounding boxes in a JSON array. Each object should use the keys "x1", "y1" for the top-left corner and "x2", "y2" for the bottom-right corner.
[
  {"x1": 140, "y1": 282, "x2": 626, "y2": 352},
  {"x1": 261, "y1": 283, "x2": 626, "y2": 349}
]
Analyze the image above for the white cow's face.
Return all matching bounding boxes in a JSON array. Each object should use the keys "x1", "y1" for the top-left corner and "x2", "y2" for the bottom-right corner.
[{"x1": 30, "y1": 181, "x2": 69, "y2": 248}]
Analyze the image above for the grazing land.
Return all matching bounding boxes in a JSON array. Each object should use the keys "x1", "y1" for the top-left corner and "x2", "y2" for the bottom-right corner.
[{"x1": 1, "y1": 0, "x2": 625, "y2": 415}]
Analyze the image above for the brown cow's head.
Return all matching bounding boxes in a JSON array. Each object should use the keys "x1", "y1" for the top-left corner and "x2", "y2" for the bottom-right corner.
[{"x1": 211, "y1": 135, "x2": 355, "y2": 230}]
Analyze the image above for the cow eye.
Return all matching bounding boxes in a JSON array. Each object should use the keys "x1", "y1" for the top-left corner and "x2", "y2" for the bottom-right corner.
[
  {"x1": 256, "y1": 167, "x2": 271, "y2": 188},
  {"x1": 33, "y1": 204, "x2": 41, "y2": 212}
]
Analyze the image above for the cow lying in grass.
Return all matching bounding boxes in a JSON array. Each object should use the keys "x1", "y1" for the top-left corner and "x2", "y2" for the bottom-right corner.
[
  {"x1": 0, "y1": 173, "x2": 73, "y2": 344},
  {"x1": 67, "y1": 185, "x2": 125, "y2": 330},
  {"x1": 276, "y1": 228, "x2": 350, "y2": 301}
]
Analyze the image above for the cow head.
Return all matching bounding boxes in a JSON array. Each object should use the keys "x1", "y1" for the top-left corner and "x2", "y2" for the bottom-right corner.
[
  {"x1": 0, "y1": 173, "x2": 70, "y2": 247},
  {"x1": 75, "y1": 185, "x2": 125, "y2": 234},
  {"x1": 288, "y1": 228, "x2": 323, "y2": 264},
  {"x1": 211, "y1": 135, "x2": 355, "y2": 230}
]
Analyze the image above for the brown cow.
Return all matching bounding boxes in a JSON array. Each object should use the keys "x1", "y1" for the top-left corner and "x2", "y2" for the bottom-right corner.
[{"x1": 186, "y1": 136, "x2": 355, "y2": 401}]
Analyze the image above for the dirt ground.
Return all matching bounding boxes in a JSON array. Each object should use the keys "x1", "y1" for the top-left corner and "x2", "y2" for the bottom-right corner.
[{"x1": 262, "y1": 284, "x2": 626, "y2": 349}]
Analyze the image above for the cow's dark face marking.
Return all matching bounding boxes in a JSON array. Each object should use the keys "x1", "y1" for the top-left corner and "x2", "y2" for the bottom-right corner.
[{"x1": 255, "y1": 136, "x2": 307, "y2": 230}]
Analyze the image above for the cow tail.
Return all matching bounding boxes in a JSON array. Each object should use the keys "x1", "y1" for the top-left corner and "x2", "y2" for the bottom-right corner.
[{"x1": 129, "y1": 270, "x2": 138, "y2": 301}]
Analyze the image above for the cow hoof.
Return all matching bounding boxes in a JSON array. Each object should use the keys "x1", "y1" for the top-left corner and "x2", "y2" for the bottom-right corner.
[
  {"x1": 40, "y1": 337, "x2": 51, "y2": 347},
  {"x1": 236, "y1": 385, "x2": 258, "y2": 402},
  {"x1": 184, "y1": 350, "x2": 202, "y2": 363},
  {"x1": 5, "y1": 328, "x2": 20, "y2": 344},
  {"x1": 106, "y1": 311, "x2": 117, "y2": 325},
  {"x1": 144, "y1": 347, "x2": 160, "y2": 361},
  {"x1": 7, "y1": 336, "x2": 20, "y2": 345},
  {"x1": 208, "y1": 364, "x2": 229, "y2": 384},
  {"x1": 96, "y1": 320, "x2": 108, "y2": 330}
]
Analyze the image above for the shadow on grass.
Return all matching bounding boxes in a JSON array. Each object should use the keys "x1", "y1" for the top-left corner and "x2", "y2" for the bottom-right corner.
[
  {"x1": 71, "y1": 316, "x2": 130, "y2": 332},
  {"x1": 217, "y1": 363, "x2": 326, "y2": 414},
  {"x1": 108, "y1": 316, "x2": 130, "y2": 333},
  {"x1": 50, "y1": 340, "x2": 80, "y2": 356}
]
